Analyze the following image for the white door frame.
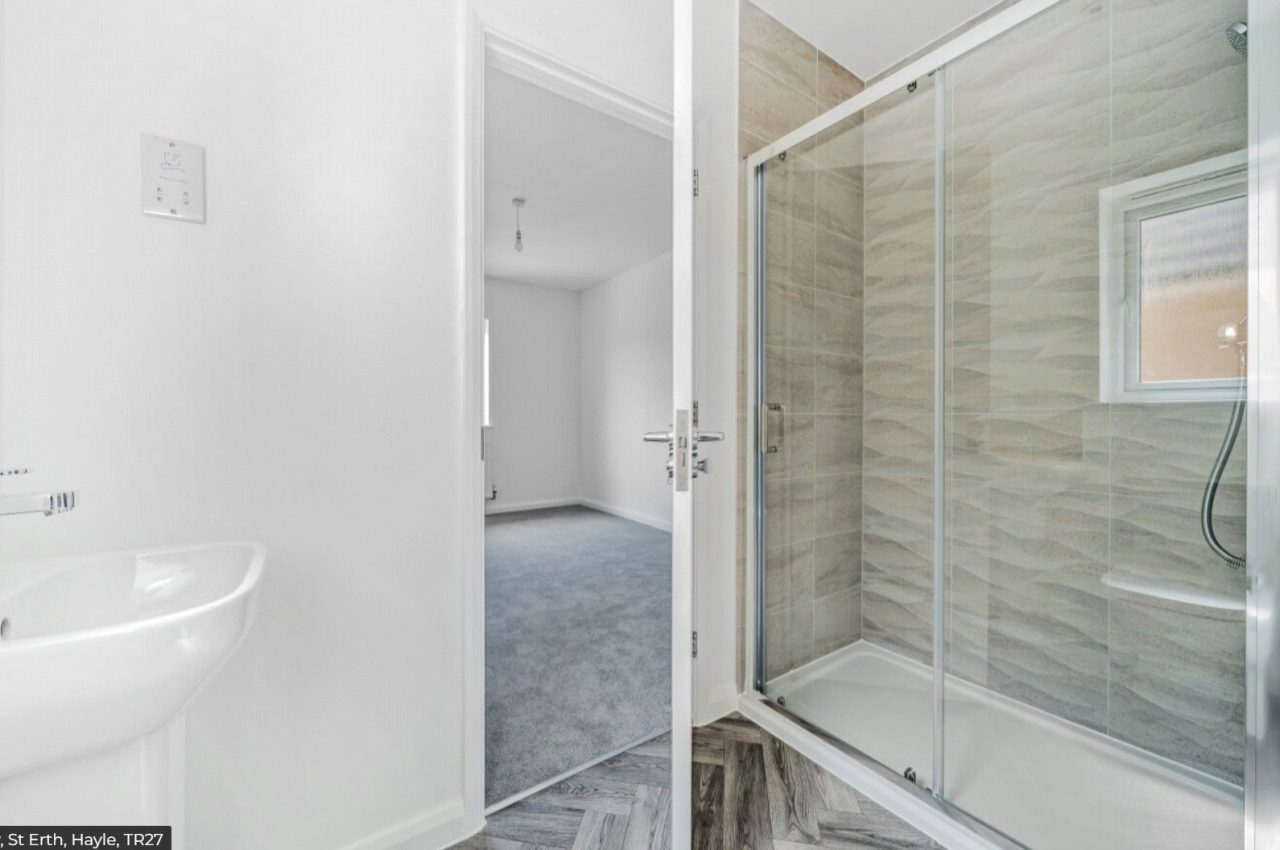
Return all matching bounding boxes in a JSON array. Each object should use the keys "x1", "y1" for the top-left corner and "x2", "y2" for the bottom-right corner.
[
  {"x1": 671, "y1": 0, "x2": 694, "y2": 846},
  {"x1": 462, "y1": 13, "x2": 691, "y2": 847}
]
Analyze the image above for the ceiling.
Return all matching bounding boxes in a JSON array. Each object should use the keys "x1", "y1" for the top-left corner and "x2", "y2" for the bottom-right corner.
[
  {"x1": 750, "y1": 0, "x2": 1007, "y2": 81},
  {"x1": 484, "y1": 69, "x2": 672, "y2": 290}
]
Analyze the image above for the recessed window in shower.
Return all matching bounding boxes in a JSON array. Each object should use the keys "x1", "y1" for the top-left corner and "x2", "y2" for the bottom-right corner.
[{"x1": 1100, "y1": 152, "x2": 1248, "y2": 403}]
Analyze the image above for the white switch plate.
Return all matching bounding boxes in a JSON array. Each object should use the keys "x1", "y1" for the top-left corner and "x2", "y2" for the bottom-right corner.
[{"x1": 141, "y1": 134, "x2": 205, "y2": 223}]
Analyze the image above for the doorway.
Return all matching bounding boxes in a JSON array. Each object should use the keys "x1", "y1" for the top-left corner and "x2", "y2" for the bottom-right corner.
[{"x1": 479, "y1": 58, "x2": 675, "y2": 813}]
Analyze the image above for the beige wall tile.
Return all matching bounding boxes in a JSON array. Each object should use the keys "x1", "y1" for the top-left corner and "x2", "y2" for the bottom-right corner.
[
  {"x1": 741, "y1": 0, "x2": 866, "y2": 681},
  {"x1": 814, "y1": 586, "x2": 861, "y2": 655},
  {"x1": 863, "y1": 272, "x2": 932, "y2": 358},
  {"x1": 740, "y1": 61, "x2": 819, "y2": 145},
  {"x1": 814, "y1": 229, "x2": 863, "y2": 299},
  {"x1": 814, "y1": 414, "x2": 863, "y2": 476},
  {"x1": 766, "y1": 475, "x2": 815, "y2": 546},
  {"x1": 1110, "y1": 403, "x2": 1247, "y2": 497},
  {"x1": 862, "y1": 350, "x2": 932, "y2": 417},
  {"x1": 862, "y1": 414, "x2": 932, "y2": 479},
  {"x1": 1109, "y1": 0, "x2": 1246, "y2": 182},
  {"x1": 1108, "y1": 593, "x2": 1245, "y2": 783},
  {"x1": 950, "y1": 408, "x2": 1109, "y2": 494},
  {"x1": 815, "y1": 174, "x2": 863, "y2": 241},
  {"x1": 815, "y1": 532, "x2": 861, "y2": 597},
  {"x1": 807, "y1": 118, "x2": 865, "y2": 183},
  {"x1": 767, "y1": 210, "x2": 816, "y2": 289},
  {"x1": 740, "y1": 128, "x2": 771, "y2": 159},
  {"x1": 765, "y1": 539, "x2": 814, "y2": 612},
  {"x1": 949, "y1": 481, "x2": 1111, "y2": 729},
  {"x1": 950, "y1": 335, "x2": 1098, "y2": 414},
  {"x1": 1110, "y1": 491, "x2": 1246, "y2": 591},
  {"x1": 813, "y1": 290, "x2": 862, "y2": 354},
  {"x1": 814, "y1": 351, "x2": 862, "y2": 415},
  {"x1": 765, "y1": 412, "x2": 816, "y2": 481},
  {"x1": 817, "y1": 52, "x2": 864, "y2": 110},
  {"x1": 765, "y1": 283, "x2": 815, "y2": 348},
  {"x1": 766, "y1": 155, "x2": 816, "y2": 223},
  {"x1": 740, "y1": 0, "x2": 817, "y2": 97},
  {"x1": 766, "y1": 602, "x2": 815, "y2": 679},
  {"x1": 765, "y1": 346, "x2": 815, "y2": 413},
  {"x1": 814, "y1": 472, "x2": 861, "y2": 537}
]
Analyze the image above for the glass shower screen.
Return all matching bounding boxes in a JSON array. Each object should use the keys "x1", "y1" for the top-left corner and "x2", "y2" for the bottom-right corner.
[
  {"x1": 755, "y1": 77, "x2": 939, "y2": 789},
  {"x1": 751, "y1": 0, "x2": 1251, "y2": 846}
]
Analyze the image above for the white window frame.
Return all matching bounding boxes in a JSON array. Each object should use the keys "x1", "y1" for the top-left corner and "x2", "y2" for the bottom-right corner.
[{"x1": 1099, "y1": 150, "x2": 1248, "y2": 403}]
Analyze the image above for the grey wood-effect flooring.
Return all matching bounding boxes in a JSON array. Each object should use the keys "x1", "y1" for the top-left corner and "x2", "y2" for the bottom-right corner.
[
  {"x1": 453, "y1": 716, "x2": 940, "y2": 850},
  {"x1": 693, "y1": 715, "x2": 941, "y2": 850},
  {"x1": 455, "y1": 733, "x2": 674, "y2": 850}
]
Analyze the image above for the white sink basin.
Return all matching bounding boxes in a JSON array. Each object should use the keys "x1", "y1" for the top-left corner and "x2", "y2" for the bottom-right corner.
[{"x1": 0, "y1": 541, "x2": 265, "y2": 779}]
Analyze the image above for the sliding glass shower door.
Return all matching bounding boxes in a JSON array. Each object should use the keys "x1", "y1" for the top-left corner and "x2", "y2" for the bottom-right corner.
[
  {"x1": 752, "y1": 0, "x2": 1254, "y2": 846},
  {"x1": 756, "y1": 80, "x2": 938, "y2": 785},
  {"x1": 939, "y1": 0, "x2": 1248, "y2": 845}
]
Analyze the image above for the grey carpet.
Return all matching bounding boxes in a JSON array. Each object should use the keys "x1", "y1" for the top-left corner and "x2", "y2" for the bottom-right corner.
[{"x1": 485, "y1": 505, "x2": 672, "y2": 805}]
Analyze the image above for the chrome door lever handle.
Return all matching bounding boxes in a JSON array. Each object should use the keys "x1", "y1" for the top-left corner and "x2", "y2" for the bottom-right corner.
[
  {"x1": 695, "y1": 431, "x2": 724, "y2": 442},
  {"x1": 643, "y1": 430, "x2": 674, "y2": 443}
]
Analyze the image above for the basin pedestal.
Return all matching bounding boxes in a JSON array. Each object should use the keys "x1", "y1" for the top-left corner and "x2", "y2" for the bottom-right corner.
[{"x1": 0, "y1": 720, "x2": 185, "y2": 847}]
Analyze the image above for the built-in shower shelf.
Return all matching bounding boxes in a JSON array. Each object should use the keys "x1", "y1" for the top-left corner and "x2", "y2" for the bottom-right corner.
[{"x1": 1101, "y1": 571, "x2": 1245, "y2": 611}]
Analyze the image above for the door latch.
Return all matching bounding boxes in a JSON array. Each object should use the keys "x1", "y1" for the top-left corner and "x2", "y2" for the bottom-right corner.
[{"x1": 644, "y1": 412, "x2": 724, "y2": 487}]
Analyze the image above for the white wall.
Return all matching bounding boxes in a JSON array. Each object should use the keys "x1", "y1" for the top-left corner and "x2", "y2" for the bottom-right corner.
[
  {"x1": 484, "y1": 279, "x2": 582, "y2": 512},
  {"x1": 485, "y1": 264, "x2": 672, "y2": 530},
  {"x1": 474, "y1": 0, "x2": 673, "y2": 111},
  {"x1": 579, "y1": 254, "x2": 674, "y2": 531},
  {"x1": 0, "y1": 2, "x2": 477, "y2": 848}
]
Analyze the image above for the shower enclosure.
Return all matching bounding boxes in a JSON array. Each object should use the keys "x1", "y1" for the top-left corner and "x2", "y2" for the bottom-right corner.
[{"x1": 746, "y1": 0, "x2": 1265, "y2": 846}]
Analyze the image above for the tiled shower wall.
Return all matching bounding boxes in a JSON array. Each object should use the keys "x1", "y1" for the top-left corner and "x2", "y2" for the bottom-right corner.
[
  {"x1": 742, "y1": 0, "x2": 1250, "y2": 785},
  {"x1": 858, "y1": 0, "x2": 1249, "y2": 784},
  {"x1": 737, "y1": 0, "x2": 865, "y2": 680},
  {"x1": 858, "y1": 81, "x2": 939, "y2": 664}
]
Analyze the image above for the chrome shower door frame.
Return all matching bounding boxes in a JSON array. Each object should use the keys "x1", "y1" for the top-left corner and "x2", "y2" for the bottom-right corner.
[{"x1": 1246, "y1": 0, "x2": 1280, "y2": 846}]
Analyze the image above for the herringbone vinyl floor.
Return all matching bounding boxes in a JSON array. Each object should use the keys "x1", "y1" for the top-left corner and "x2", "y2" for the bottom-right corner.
[
  {"x1": 692, "y1": 716, "x2": 941, "y2": 850},
  {"x1": 454, "y1": 715, "x2": 940, "y2": 850}
]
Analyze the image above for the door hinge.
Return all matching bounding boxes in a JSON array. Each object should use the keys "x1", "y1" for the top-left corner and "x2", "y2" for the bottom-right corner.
[
  {"x1": 692, "y1": 169, "x2": 700, "y2": 197},
  {"x1": 692, "y1": 630, "x2": 699, "y2": 658}
]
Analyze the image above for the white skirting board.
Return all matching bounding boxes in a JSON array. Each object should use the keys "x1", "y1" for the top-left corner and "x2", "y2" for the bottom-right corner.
[
  {"x1": 484, "y1": 496, "x2": 582, "y2": 515},
  {"x1": 484, "y1": 728, "x2": 671, "y2": 815},
  {"x1": 485, "y1": 496, "x2": 672, "y2": 533},
  {"x1": 346, "y1": 799, "x2": 480, "y2": 850},
  {"x1": 579, "y1": 498, "x2": 672, "y2": 533}
]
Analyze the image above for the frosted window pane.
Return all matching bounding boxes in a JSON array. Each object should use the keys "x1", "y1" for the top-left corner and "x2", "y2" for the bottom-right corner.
[{"x1": 1138, "y1": 195, "x2": 1247, "y2": 383}]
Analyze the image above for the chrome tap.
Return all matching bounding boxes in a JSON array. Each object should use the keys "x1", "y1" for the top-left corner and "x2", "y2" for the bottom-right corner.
[{"x1": 0, "y1": 468, "x2": 78, "y2": 516}]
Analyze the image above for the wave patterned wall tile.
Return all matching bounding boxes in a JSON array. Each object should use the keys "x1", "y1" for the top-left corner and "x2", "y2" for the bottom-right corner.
[
  {"x1": 1109, "y1": 0, "x2": 1246, "y2": 183},
  {"x1": 746, "y1": 16, "x2": 868, "y2": 681},
  {"x1": 1108, "y1": 593, "x2": 1245, "y2": 784},
  {"x1": 949, "y1": 480, "x2": 1111, "y2": 730},
  {"x1": 939, "y1": 0, "x2": 1248, "y2": 783}
]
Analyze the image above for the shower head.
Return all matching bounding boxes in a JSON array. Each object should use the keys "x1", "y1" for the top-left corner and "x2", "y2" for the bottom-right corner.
[{"x1": 1226, "y1": 21, "x2": 1248, "y2": 56}]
